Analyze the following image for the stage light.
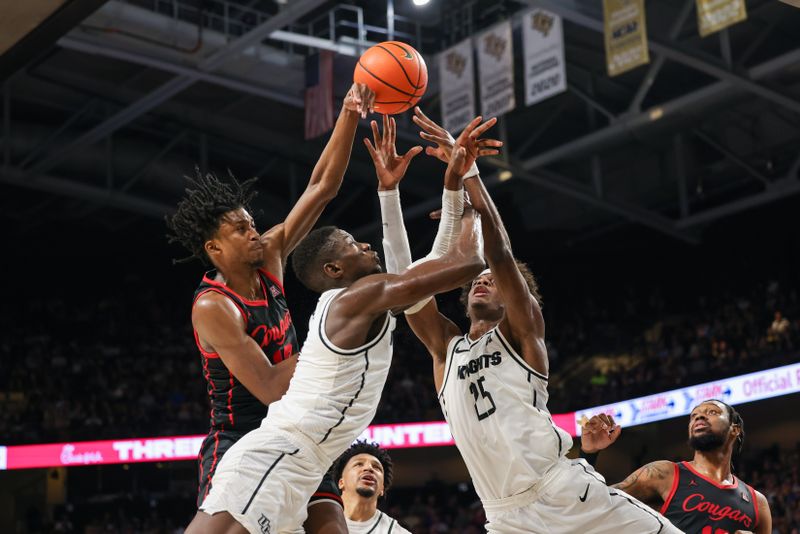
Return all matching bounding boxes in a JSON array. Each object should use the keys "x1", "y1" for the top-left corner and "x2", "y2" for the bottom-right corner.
[
  {"x1": 413, "y1": 0, "x2": 430, "y2": 6},
  {"x1": 499, "y1": 170, "x2": 513, "y2": 182}
]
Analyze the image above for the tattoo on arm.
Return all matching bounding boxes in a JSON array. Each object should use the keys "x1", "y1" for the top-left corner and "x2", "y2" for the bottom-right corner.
[
  {"x1": 612, "y1": 461, "x2": 670, "y2": 500},
  {"x1": 613, "y1": 470, "x2": 642, "y2": 492}
]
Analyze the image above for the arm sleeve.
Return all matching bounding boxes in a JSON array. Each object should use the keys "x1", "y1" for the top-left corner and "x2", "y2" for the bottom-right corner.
[
  {"x1": 427, "y1": 188, "x2": 464, "y2": 259},
  {"x1": 378, "y1": 189, "x2": 412, "y2": 274}
]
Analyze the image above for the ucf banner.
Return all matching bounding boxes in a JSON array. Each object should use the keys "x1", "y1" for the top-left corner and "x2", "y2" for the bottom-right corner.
[
  {"x1": 476, "y1": 20, "x2": 516, "y2": 117},
  {"x1": 696, "y1": 0, "x2": 747, "y2": 37},
  {"x1": 522, "y1": 9, "x2": 567, "y2": 106},
  {"x1": 439, "y1": 39, "x2": 477, "y2": 133},
  {"x1": 603, "y1": 0, "x2": 650, "y2": 77}
]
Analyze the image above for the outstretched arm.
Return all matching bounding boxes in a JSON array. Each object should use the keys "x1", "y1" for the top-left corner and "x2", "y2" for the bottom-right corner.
[
  {"x1": 262, "y1": 83, "x2": 376, "y2": 278},
  {"x1": 327, "y1": 151, "x2": 484, "y2": 350},
  {"x1": 405, "y1": 114, "x2": 502, "y2": 364},
  {"x1": 193, "y1": 293, "x2": 297, "y2": 406},
  {"x1": 463, "y1": 169, "x2": 547, "y2": 376},
  {"x1": 365, "y1": 113, "x2": 421, "y2": 274},
  {"x1": 331, "y1": 205, "x2": 483, "y2": 320}
]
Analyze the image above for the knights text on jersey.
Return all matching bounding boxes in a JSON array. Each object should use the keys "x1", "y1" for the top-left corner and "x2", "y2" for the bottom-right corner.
[
  {"x1": 661, "y1": 461, "x2": 759, "y2": 534},
  {"x1": 265, "y1": 288, "x2": 396, "y2": 463},
  {"x1": 192, "y1": 268, "x2": 298, "y2": 432},
  {"x1": 438, "y1": 326, "x2": 573, "y2": 502}
]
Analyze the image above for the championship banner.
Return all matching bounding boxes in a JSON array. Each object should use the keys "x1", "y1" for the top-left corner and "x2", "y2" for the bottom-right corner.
[
  {"x1": 522, "y1": 9, "x2": 567, "y2": 106},
  {"x1": 439, "y1": 39, "x2": 476, "y2": 133},
  {"x1": 603, "y1": 0, "x2": 650, "y2": 77},
  {"x1": 696, "y1": 0, "x2": 747, "y2": 37},
  {"x1": 476, "y1": 20, "x2": 516, "y2": 117}
]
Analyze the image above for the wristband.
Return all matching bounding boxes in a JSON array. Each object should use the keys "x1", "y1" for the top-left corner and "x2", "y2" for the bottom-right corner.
[{"x1": 462, "y1": 162, "x2": 479, "y2": 180}]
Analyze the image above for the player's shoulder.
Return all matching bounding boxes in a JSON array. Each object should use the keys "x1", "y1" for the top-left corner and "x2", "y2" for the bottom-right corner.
[
  {"x1": 640, "y1": 460, "x2": 678, "y2": 481},
  {"x1": 750, "y1": 485, "x2": 769, "y2": 508},
  {"x1": 651, "y1": 459, "x2": 678, "y2": 470},
  {"x1": 193, "y1": 291, "x2": 244, "y2": 323}
]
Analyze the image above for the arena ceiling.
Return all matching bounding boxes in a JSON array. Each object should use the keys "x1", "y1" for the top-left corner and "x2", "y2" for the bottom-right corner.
[{"x1": 1, "y1": 0, "x2": 800, "y2": 257}]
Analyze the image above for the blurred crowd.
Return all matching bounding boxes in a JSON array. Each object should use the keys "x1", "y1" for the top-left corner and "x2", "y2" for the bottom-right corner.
[
  {"x1": 20, "y1": 443, "x2": 800, "y2": 533},
  {"x1": 1, "y1": 273, "x2": 798, "y2": 445}
]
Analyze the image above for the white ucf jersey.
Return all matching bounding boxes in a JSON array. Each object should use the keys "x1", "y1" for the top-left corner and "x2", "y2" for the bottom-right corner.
[
  {"x1": 266, "y1": 287, "x2": 396, "y2": 463},
  {"x1": 438, "y1": 326, "x2": 573, "y2": 502},
  {"x1": 346, "y1": 510, "x2": 411, "y2": 534}
]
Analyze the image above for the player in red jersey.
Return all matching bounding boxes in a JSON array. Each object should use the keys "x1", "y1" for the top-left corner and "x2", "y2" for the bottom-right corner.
[
  {"x1": 166, "y1": 82, "x2": 375, "y2": 533},
  {"x1": 582, "y1": 400, "x2": 772, "y2": 534}
]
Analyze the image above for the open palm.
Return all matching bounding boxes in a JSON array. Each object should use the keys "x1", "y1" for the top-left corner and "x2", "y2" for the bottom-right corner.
[
  {"x1": 364, "y1": 114, "x2": 422, "y2": 190},
  {"x1": 412, "y1": 107, "x2": 503, "y2": 175}
]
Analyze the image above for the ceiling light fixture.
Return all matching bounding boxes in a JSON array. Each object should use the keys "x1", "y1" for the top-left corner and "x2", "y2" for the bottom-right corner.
[{"x1": 413, "y1": 0, "x2": 430, "y2": 6}]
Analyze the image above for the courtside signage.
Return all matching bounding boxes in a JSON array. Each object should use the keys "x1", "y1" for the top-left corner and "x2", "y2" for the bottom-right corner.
[
  {"x1": 573, "y1": 362, "x2": 800, "y2": 434},
  {"x1": 3, "y1": 364, "x2": 798, "y2": 469}
]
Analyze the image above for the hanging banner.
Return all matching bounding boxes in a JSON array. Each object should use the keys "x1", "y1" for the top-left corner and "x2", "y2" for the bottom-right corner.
[
  {"x1": 439, "y1": 39, "x2": 477, "y2": 134},
  {"x1": 603, "y1": 0, "x2": 650, "y2": 77},
  {"x1": 696, "y1": 0, "x2": 747, "y2": 37},
  {"x1": 477, "y1": 20, "x2": 516, "y2": 117},
  {"x1": 523, "y1": 9, "x2": 567, "y2": 106}
]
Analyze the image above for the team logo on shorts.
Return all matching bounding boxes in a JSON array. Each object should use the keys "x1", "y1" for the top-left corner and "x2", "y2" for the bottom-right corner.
[
  {"x1": 258, "y1": 513, "x2": 271, "y2": 534},
  {"x1": 270, "y1": 285, "x2": 281, "y2": 298}
]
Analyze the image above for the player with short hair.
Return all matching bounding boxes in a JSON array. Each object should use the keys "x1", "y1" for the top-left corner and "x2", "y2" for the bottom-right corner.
[
  {"x1": 399, "y1": 108, "x2": 683, "y2": 533},
  {"x1": 582, "y1": 400, "x2": 772, "y2": 534},
  {"x1": 332, "y1": 440, "x2": 410, "y2": 534}
]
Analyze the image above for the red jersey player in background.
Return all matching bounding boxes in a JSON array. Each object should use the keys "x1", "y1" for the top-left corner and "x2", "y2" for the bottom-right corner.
[{"x1": 582, "y1": 400, "x2": 772, "y2": 534}]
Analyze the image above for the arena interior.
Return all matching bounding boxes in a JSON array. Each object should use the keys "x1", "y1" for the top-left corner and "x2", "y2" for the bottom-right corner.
[{"x1": 1, "y1": 0, "x2": 799, "y2": 533}]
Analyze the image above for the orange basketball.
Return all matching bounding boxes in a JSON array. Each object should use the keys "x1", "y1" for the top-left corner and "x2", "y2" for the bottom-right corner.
[{"x1": 354, "y1": 41, "x2": 428, "y2": 115}]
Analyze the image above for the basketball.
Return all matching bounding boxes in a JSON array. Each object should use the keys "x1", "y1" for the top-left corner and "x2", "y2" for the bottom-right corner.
[{"x1": 353, "y1": 41, "x2": 428, "y2": 115}]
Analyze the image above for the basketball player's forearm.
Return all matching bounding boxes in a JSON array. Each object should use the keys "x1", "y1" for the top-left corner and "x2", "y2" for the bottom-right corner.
[
  {"x1": 378, "y1": 189, "x2": 412, "y2": 273},
  {"x1": 267, "y1": 355, "x2": 298, "y2": 401},
  {"x1": 307, "y1": 108, "x2": 360, "y2": 194},
  {"x1": 392, "y1": 220, "x2": 482, "y2": 309},
  {"x1": 444, "y1": 210, "x2": 484, "y2": 277},
  {"x1": 463, "y1": 176, "x2": 511, "y2": 262}
]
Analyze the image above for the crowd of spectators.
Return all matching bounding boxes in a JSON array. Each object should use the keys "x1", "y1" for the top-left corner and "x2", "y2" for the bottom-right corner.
[
  {"x1": 18, "y1": 443, "x2": 800, "y2": 533},
  {"x1": 0, "y1": 271, "x2": 798, "y2": 445},
  {"x1": 548, "y1": 278, "x2": 800, "y2": 410}
]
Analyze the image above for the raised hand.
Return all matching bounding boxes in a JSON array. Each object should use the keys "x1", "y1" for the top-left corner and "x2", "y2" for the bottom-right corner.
[
  {"x1": 343, "y1": 83, "x2": 376, "y2": 118},
  {"x1": 444, "y1": 145, "x2": 468, "y2": 185},
  {"x1": 364, "y1": 114, "x2": 423, "y2": 191},
  {"x1": 580, "y1": 414, "x2": 622, "y2": 454},
  {"x1": 413, "y1": 107, "x2": 503, "y2": 175}
]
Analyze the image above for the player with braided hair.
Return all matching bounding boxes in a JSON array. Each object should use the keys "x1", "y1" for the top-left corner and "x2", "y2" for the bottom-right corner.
[
  {"x1": 168, "y1": 83, "x2": 375, "y2": 534},
  {"x1": 582, "y1": 400, "x2": 772, "y2": 533}
]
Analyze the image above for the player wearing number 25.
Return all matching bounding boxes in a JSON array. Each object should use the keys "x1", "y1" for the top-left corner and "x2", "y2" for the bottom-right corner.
[{"x1": 405, "y1": 112, "x2": 684, "y2": 534}]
